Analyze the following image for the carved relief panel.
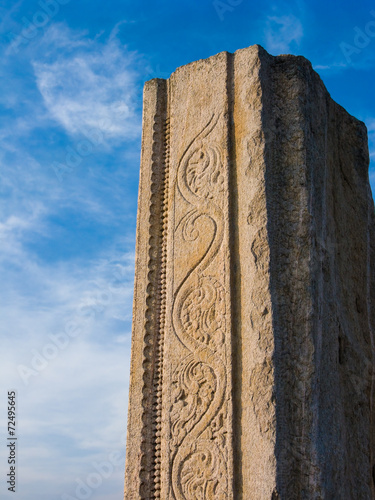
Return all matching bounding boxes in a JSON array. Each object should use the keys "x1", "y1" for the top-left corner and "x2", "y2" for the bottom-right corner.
[
  {"x1": 159, "y1": 56, "x2": 234, "y2": 499},
  {"x1": 165, "y1": 113, "x2": 232, "y2": 499}
]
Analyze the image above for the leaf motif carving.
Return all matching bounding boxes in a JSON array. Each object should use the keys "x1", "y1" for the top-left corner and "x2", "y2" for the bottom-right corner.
[
  {"x1": 171, "y1": 114, "x2": 229, "y2": 499},
  {"x1": 179, "y1": 441, "x2": 228, "y2": 500}
]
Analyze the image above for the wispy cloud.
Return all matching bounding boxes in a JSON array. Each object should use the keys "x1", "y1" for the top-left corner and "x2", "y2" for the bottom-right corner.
[
  {"x1": 312, "y1": 10, "x2": 375, "y2": 74},
  {"x1": 1, "y1": 334, "x2": 130, "y2": 499},
  {"x1": 313, "y1": 48, "x2": 375, "y2": 74},
  {"x1": 0, "y1": 18, "x2": 140, "y2": 499},
  {"x1": 0, "y1": 220, "x2": 134, "y2": 498},
  {"x1": 264, "y1": 13, "x2": 303, "y2": 55},
  {"x1": 32, "y1": 24, "x2": 142, "y2": 141}
]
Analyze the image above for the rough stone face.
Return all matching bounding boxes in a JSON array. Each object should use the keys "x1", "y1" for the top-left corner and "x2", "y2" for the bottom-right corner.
[{"x1": 124, "y1": 45, "x2": 375, "y2": 499}]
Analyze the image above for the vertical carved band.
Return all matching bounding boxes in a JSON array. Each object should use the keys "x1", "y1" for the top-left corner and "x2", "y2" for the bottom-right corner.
[
  {"x1": 138, "y1": 87, "x2": 232, "y2": 499},
  {"x1": 170, "y1": 114, "x2": 231, "y2": 499},
  {"x1": 140, "y1": 81, "x2": 169, "y2": 499},
  {"x1": 152, "y1": 114, "x2": 170, "y2": 497}
]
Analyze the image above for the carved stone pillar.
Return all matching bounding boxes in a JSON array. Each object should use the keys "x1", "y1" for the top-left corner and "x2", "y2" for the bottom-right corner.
[{"x1": 124, "y1": 45, "x2": 375, "y2": 499}]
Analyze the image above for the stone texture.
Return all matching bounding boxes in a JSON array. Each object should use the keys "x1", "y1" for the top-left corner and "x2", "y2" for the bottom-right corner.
[{"x1": 124, "y1": 45, "x2": 375, "y2": 499}]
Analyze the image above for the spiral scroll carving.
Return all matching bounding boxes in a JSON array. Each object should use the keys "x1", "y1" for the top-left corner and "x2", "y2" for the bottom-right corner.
[{"x1": 171, "y1": 114, "x2": 229, "y2": 500}]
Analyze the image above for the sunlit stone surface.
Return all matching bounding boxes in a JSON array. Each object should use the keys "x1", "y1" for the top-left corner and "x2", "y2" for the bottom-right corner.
[{"x1": 124, "y1": 45, "x2": 375, "y2": 499}]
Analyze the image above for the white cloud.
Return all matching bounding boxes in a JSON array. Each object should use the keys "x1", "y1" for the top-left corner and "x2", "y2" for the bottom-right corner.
[
  {"x1": 0, "y1": 232, "x2": 134, "y2": 498},
  {"x1": 32, "y1": 24, "x2": 142, "y2": 141},
  {"x1": 0, "y1": 333, "x2": 130, "y2": 499},
  {"x1": 264, "y1": 13, "x2": 303, "y2": 55},
  {"x1": 0, "y1": 200, "x2": 49, "y2": 267},
  {"x1": 313, "y1": 62, "x2": 347, "y2": 71},
  {"x1": 0, "y1": 197, "x2": 135, "y2": 326},
  {"x1": 0, "y1": 1, "x2": 23, "y2": 35},
  {"x1": 0, "y1": 55, "x2": 137, "y2": 493},
  {"x1": 313, "y1": 50, "x2": 375, "y2": 74}
]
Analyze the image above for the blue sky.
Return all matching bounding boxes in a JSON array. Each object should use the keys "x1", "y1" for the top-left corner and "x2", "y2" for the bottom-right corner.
[{"x1": 0, "y1": 0, "x2": 374, "y2": 498}]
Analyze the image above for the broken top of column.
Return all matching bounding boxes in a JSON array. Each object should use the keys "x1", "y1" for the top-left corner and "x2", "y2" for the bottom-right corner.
[{"x1": 125, "y1": 44, "x2": 375, "y2": 499}]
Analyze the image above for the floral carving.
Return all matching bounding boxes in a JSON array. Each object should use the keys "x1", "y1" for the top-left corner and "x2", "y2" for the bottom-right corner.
[
  {"x1": 179, "y1": 441, "x2": 228, "y2": 499},
  {"x1": 185, "y1": 145, "x2": 224, "y2": 199},
  {"x1": 171, "y1": 114, "x2": 229, "y2": 499},
  {"x1": 171, "y1": 357, "x2": 216, "y2": 447},
  {"x1": 180, "y1": 277, "x2": 226, "y2": 348}
]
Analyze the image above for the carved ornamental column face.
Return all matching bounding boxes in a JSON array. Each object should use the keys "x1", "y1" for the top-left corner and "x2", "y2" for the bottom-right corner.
[
  {"x1": 124, "y1": 45, "x2": 375, "y2": 500},
  {"x1": 168, "y1": 113, "x2": 231, "y2": 500},
  {"x1": 127, "y1": 51, "x2": 236, "y2": 499}
]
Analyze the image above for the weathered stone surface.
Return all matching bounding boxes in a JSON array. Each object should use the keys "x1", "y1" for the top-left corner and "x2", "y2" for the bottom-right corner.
[{"x1": 124, "y1": 45, "x2": 375, "y2": 499}]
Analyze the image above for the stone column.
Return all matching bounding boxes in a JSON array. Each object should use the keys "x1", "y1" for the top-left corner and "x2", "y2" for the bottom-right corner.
[{"x1": 124, "y1": 45, "x2": 375, "y2": 499}]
